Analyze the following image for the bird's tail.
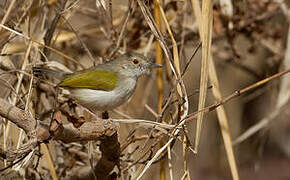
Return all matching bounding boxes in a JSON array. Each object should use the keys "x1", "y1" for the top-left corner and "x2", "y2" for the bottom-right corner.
[{"x1": 33, "y1": 66, "x2": 68, "y2": 82}]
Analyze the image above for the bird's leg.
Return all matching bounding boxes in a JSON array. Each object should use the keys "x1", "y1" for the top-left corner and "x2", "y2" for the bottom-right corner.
[
  {"x1": 102, "y1": 111, "x2": 109, "y2": 119},
  {"x1": 78, "y1": 105, "x2": 100, "y2": 120}
]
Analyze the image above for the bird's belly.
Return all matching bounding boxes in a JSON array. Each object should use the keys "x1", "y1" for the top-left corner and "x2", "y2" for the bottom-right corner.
[{"x1": 69, "y1": 87, "x2": 134, "y2": 112}]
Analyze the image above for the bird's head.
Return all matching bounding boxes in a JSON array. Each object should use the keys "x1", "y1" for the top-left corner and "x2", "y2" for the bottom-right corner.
[{"x1": 113, "y1": 52, "x2": 162, "y2": 78}]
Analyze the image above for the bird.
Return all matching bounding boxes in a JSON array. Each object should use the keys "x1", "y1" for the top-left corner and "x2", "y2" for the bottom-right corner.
[{"x1": 33, "y1": 52, "x2": 162, "y2": 113}]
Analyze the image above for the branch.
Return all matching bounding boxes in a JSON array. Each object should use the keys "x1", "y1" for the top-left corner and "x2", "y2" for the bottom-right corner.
[
  {"x1": 62, "y1": 133, "x2": 120, "y2": 180},
  {"x1": 0, "y1": 98, "x2": 36, "y2": 135},
  {"x1": 185, "y1": 68, "x2": 290, "y2": 122},
  {"x1": 0, "y1": 97, "x2": 119, "y2": 143},
  {"x1": 63, "y1": 112, "x2": 120, "y2": 180},
  {"x1": 0, "y1": 98, "x2": 120, "y2": 178}
]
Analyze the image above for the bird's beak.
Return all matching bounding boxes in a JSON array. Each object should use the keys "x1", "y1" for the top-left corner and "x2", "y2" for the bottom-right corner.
[{"x1": 148, "y1": 62, "x2": 163, "y2": 68}]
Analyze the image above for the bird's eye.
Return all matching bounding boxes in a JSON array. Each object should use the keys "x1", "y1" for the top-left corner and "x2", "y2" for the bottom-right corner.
[{"x1": 133, "y1": 59, "x2": 139, "y2": 64}]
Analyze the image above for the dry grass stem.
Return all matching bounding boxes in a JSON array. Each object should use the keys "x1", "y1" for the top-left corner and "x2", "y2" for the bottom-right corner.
[
  {"x1": 194, "y1": 0, "x2": 212, "y2": 153},
  {"x1": 191, "y1": 0, "x2": 239, "y2": 179}
]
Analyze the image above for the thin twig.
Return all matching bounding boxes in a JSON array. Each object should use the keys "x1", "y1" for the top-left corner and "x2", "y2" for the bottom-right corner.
[{"x1": 42, "y1": 0, "x2": 68, "y2": 61}]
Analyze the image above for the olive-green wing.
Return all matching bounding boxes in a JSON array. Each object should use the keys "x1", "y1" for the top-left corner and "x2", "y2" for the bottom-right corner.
[{"x1": 58, "y1": 69, "x2": 118, "y2": 91}]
